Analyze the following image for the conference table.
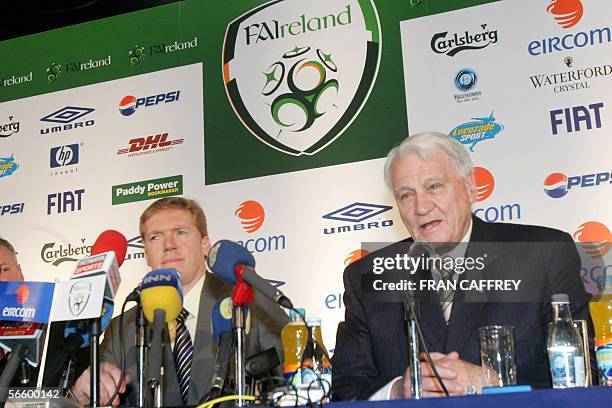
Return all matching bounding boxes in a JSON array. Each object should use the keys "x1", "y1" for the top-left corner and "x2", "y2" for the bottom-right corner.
[{"x1": 330, "y1": 387, "x2": 611, "y2": 408}]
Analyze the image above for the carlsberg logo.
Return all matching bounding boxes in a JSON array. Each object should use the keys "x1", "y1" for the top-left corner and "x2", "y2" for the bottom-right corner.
[{"x1": 244, "y1": 5, "x2": 353, "y2": 45}]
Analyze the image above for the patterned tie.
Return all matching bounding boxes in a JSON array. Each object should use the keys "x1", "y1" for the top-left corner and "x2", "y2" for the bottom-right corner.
[
  {"x1": 438, "y1": 257, "x2": 456, "y2": 323},
  {"x1": 173, "y1": 308, "x2": 193, "y2": 404}
]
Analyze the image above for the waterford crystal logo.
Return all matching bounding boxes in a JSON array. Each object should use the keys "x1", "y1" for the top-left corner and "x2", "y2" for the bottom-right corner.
[{"x1": 222, "y1": 0, "x2": 381, "y2": 156}]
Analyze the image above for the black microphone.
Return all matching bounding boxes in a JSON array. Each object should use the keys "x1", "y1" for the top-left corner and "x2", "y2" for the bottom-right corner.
[
  {"x1": 207, "y1": 240, "x2": 293, "y2": 309},
  {"x1": 202, "y1": 297, "x2": 234, "y2": 403},
  {"x1": 42, "y1": 300, "x2": 114, "y2": 387}
]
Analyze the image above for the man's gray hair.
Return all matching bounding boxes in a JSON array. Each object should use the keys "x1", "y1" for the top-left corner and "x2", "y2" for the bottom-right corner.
[
  {"x1": 0, "y1": 237, "x2": 16, "y2": 256},
  {"x1": 383, "y1": 131, "x2": 474, "y2": 189}
]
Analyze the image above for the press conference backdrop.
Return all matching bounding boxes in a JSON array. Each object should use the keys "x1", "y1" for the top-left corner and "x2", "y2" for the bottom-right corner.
[{"x1": 0, "y1": 0, "x2": 610, "y2": 351}]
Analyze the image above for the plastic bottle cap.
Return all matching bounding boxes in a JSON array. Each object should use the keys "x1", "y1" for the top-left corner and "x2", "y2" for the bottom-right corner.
[
  {"x1": 306, "y1": 317, "x2": 322, "y2": 326},
  {"x1": 551, "y1": 293, "x2": 569, "y2": 304},
  {"x1": 289, "y1": 308, "x2": 306, "y2": 319}
]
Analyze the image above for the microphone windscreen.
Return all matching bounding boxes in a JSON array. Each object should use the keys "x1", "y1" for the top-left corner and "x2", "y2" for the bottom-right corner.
[
  {"x1": 92, "y1": 230, "x2": 128, "y2": 267},
  {"x1": 140, "y1": 269, "x2": 183, "y2": 323},
  {"x1": 207, "y1": 240, "x2": 255, "y2": 284},
  {"x1": 211, "y1": 297, "x2": 233, "y2": 343}
]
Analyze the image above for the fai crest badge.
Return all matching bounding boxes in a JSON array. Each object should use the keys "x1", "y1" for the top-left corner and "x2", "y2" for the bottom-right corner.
[
  {"x1": 223, "y1": 0, "x2": 381, "y2": 156},
  {"x1": 69, "y1": 280, "x2": 92, "y2": 316}
]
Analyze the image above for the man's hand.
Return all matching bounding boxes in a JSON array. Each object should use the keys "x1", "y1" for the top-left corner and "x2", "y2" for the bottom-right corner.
[
  {"x1": 71, "y1": 362, "x2": 131, "y2": 406},
  {"x1": 391, "y1": 352, "x2": 483, "y2": 398},
  {"x1": 420, "y1": 352, "x2": 484, "y2": 396}
]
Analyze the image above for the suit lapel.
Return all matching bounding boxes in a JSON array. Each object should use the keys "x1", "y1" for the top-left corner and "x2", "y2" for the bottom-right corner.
[{"x1": 188, "y1": 273, "x2": 232, "y2": 404}]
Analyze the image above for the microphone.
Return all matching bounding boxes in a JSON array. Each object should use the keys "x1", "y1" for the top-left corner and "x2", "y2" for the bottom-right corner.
[
  {"x1": 204, "y1": 297, "x2": 234, "y2": 402},
  {"x1": 42, "y1": 301, "x2": 114, "y2": 387},
  {"x1": 0, "y1": 321, "x2": 46, "y2": 367},
  {"x1": 140, "y1": 268, "x2": 183, "y2": 323},
  {"x1": 139, "y1": 268, "x2": 183, "y2": 392},
  {"x1": 90, "y1": 230, "x2": 128, "y2": 267},
  {"x1": 207, "y1": 240, "x2": 293, "y2": 309},
  {"x1": 50, "y1": 230, "x2": 127, "y2": 322},
  {"x1": 72, "y1": 229, "x2": 127, "y2": 300},
  {"x1": 0, "y1": 321, "x2": 46, "y2": 397},
  {"x1": 408, "y1": 240, "x2": 436, "y2": 260}
]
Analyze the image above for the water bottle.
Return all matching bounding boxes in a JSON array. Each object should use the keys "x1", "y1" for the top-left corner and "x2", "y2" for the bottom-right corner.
[
  {"x1": 281, "y1": 308, "x2": 307, "y2": 386},
  {"x1": 589, "y1": 273, "x2": 612, "y2": 386},
  {"x1": 547, "y1": 293, "x2": 587, "y2": 388},
  {"x1": 303, "y1": 317, "x2": 332, "y2": 397}
]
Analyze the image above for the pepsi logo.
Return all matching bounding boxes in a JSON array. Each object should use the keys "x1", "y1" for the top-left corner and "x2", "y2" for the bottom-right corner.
[
  {"x1": 574, "y1": 221, "x2": 611, "y2": 259},
  {"x1": 344, "y1": 249, "x2": 370, "y2": 266},
  {"x1": 235, "y1": 200, "x2": 265, "y2": 233},
  {"x1": 473, "y1": 166, "x2": 495, "y2": 202},
  {"x1": 544, "y1": 172, "x2": 569, "y2": 198},
  {"x1": 119, "y1": 96, "x2": 137, "y2": 116},
  {"x1": 546, "y1": 0, "x2": 583, "y2": 29}
]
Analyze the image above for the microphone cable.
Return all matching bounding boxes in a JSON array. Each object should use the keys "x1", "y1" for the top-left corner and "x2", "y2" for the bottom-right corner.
[
  {"x1": 407, "y1": 300, "x2": 449, "y2": 397},
  {"x1": 104, "y1": 295, "x2": 131, "y2": 406}
]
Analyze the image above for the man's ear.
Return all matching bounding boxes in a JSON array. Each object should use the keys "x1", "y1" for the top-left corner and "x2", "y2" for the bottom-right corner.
[
  {"x1": 17, "y1": 264, "x2": 24, "y2": 281},
  {"x1": 466, "y1": 170, "x2": 477, "y2": 204},
  {"x1": 202, "y1": 236, "x2": 212, "y2": 258}
]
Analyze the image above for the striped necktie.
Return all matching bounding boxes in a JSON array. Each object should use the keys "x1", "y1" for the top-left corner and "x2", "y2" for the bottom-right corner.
[
  {"x1": 173, "y1": 308, "x2": 193, "y2": 404},
  {"x1": 438, "y1": 257, "x2": 456, "y2": 323}
]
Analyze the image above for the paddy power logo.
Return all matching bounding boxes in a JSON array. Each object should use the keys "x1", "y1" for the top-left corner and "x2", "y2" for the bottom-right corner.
[{"x1": 222, "y1": 0, "x2": 381, "y2": 156}]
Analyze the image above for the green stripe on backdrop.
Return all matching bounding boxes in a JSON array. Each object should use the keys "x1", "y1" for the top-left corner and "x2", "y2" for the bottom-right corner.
[{"x1": 0, "y1": 0, "x2": 497, "y2": 185}]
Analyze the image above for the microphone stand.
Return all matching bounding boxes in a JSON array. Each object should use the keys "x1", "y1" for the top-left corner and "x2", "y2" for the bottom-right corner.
[
  {"x1": 0, "y1": 344, "x2": 28, "y2": 402},
  {"x1": 232, "y1": 265, "x2": 254, "y2": 407},
  {"x1": 147, "y1": 309, "x2": 166, "y2": 408},
  {"x1": 403, "y1": 296, "x2": 422, "y2": 399},
  {"x1": 90, "y1": 317, "x2": 101, "y2": 407},
  {"x1": 136, "y1": 305, "x2": 148, "y2": 408}
]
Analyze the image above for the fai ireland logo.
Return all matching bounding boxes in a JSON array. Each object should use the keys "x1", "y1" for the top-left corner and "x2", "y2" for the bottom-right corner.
[
  {"x1": 222, "y1": 0, "x2": 381, "y2": 156},
  {"x1": 69, "y1": 280, "x2": 91, "y2": 316}
]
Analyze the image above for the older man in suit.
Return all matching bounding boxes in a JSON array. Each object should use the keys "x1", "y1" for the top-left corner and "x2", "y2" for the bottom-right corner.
[
  {"x1": 331, "y1": 132, "x2": 592, "y2": 400},
  {"x1": 72, "y1": 197, "x2": 287, "y2": 406}
]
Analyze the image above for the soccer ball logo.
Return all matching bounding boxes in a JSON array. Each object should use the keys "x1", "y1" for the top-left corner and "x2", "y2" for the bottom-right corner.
[
  {"x1": 262, "y1": 46, "x2": 339, "y2": 134},
  {"x1": 47, "y1": 63, "x2": 62, "y2": 83},
  {"x1": 130, "y1": 46, "x2": 145, "y2": 66}
]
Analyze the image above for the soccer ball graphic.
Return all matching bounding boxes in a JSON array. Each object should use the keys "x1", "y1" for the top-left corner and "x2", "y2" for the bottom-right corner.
[{"x1": 262, "y1": 46, "x2": 339, "y2": 133}]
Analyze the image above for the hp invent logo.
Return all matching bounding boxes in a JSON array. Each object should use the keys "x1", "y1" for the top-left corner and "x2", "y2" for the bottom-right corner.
[{"x1": 323, "y1": 202, "x2": 393, "y2": 235}]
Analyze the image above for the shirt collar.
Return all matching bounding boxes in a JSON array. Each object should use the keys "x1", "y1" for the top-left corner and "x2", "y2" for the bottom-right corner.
[{"x1": 183, "y1": 273, "x2": 205, "y2": 319}]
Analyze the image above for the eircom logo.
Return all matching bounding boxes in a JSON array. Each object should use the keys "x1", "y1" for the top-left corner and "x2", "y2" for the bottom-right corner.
[
  {"x1": 118, "y1": 91, "x2": 180, "y2": 117},
  {"x1": 344, "y1": 249, "x2": 370, "y2": 266},
  {"x1": 234, "y1": 200, "x2": 285, "y2": 253},
  {"x1": 574, "y1": 221, "x2": 611, "y2": 259},
  {"x1": 222, "y1": 0, "x2": 381, "y2": 156},
  {"x1": 472, "y1": 168, "x2": 522, "y2": 223},
  {"x1": 235, "y1": 200, "x2": 265, "y2": 233},
  {"x1": 16, "y1": 284, "x2": 29, "y2": 305},
  {"x1": 473, "y1": 166, "x2": 494, "y2": 202},
  {"x1": 544, "y1": 171, "x2": 611, "y2": 198},
  {"x1": 547, "y1": 0, "x2": 583, "y2": 29}
]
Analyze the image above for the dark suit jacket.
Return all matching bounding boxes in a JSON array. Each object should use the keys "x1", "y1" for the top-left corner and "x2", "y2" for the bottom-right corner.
[
  {"x1": 100, "y1": 272, "x2": 288, "y2": 406},
  {"x1": 331, "y1": 216, "x2": 593, "y2": 401}
]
